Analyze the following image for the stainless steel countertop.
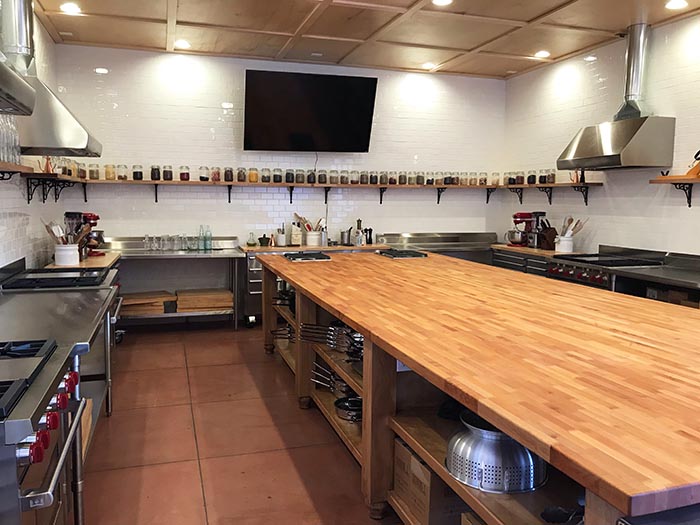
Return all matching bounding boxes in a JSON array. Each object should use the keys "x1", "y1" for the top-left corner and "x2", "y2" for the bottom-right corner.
[
  {"x1": 108, "y1": 248, "x2": 246, "y2": 259},
  {"x1": 613, "y1": 266, "x2": 700, "y2": 289}
]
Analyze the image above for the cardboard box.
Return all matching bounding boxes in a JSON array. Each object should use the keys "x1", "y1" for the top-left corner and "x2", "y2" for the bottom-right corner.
[
  {"x1": 393, "y1": 438, "x2": 412, "y2": 503},
  {"x1": 408, "y1": 452, "x2": 471, "y2": 525}
]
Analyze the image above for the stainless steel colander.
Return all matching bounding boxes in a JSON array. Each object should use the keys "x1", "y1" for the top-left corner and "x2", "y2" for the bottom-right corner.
[{"x1": 445, "y1": 410, "x2": 547, "y2": 494}]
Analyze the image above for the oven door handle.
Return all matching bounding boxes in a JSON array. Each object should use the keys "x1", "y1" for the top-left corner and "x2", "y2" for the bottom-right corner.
[
  {"x1": 20, "y1": 398, "x2": 87, "y2": 512},
  {"x1": 110, "y1": 296, "x2": 124, "y2": 324}
]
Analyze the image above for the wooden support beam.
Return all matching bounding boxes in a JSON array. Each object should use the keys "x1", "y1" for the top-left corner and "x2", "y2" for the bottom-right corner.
[
  {"x1": 585, "y1": 491, "x2": 624, "y2": 525},
  {"x1": 166, "y1": 0, "x2": 177, "y2": 51},
  {"x1": 276, "y1": 0, "x2": 333, "y2": 60}
]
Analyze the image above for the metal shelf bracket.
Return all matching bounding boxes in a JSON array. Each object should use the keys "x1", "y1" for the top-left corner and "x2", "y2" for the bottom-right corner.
[
  {"x1": 0, "y1": 171, "x2": 19, "y2": 181},
  {"x1": 508, "y1": 187, "x2": 523, "y2": 205},
  {"x1": 288, "y1": 186, "x2": 295, "y2": 204},
  {"x1": 379, "y1": 187, "x2": 387, "y2": 205},
  {"x1": 26, "y1": 178, "x2": 48, "y2": 204},
  {"x1": 153, "y1": 184, "x2": 159, "y2": 203},
  {"x1": 572, "y1": 185, "x2": 589, "y2": 206},
  {"x1": 436, "y1": 187, "x2": 446, "y2": 204},
  {"x1": 82, "y1": 183, "x2": 88, "y2": 203},
  {"x1": 672, "y1": 183, "x2": 693, "y2": 208},
  {"x1": 538, "y1": 186, "x2": 553, "y2": 205},
  {"x1": 324, "y1": 187, "x2": 330, "y2": 205},
  {"x1": 486, "y1": 187, "x2": 497, "y2": 204},
  {"x1": 227, "y1": 185, "x2": 232, "y2": 203},
  {"x1": 53, "y1": 180, "x2": 75, "y2": 202}
]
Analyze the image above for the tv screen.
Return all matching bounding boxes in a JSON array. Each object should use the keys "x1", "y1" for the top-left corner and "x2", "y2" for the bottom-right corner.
[{"x1": 243, "y1": 70, "x2": 378, "y2": 152}]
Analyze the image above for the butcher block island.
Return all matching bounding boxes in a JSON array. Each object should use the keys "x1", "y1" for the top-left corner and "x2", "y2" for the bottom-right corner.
[{"x1": 258, "y1": 251, "x2": 700, "y2": 525}]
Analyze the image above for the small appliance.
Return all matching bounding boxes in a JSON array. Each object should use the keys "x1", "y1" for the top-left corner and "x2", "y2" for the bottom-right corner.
[{"x1": 504, "y1": 212, "x2": 534, "y2": 247}]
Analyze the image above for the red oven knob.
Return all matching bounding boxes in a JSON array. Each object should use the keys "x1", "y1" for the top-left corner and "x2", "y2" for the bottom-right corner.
[
  {"x1": 36, "y1": 430, "x2": 51, "y2": 450},
  {"x1": 69, "y1": 371, "x2": 80, "y2": 385},
  {"x1": 60, "y1": 377, "x2": 76, "y2": 394},
  {"x1": 42, "y1": 412, "x2": 60, "y2": 430},
  {"x1": 30, "y1": 442, "x2": 44, "y2": 464},
  {"x1": 47, "y1": 394, "x2": 69, "y2": 411}
]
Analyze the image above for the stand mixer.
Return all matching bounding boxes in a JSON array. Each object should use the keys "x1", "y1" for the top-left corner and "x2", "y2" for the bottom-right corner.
[{"x1": 504, "y1": 212, "x2": 535, "y2": 247}]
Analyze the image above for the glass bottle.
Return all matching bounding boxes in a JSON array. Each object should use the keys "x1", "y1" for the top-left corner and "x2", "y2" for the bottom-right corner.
[
  {"x1": 369, "y1": 171, "x2": 378, "y2": 185},
  {"x1": 163, "y1": 165, "x2": 173, "y2": 181},
  {"x1": 204, "y1": 225, "x2": 213, "y2": 250},
  {"x1": 115, "y1": 164, "x2": 127, "y2": 181},
  {"x1": 199, "y1": 166, "x2": 210, "y2": 181},
  {"x1": 307, "y1": 170, "x2": 316, "y2": 184},
  {"x1": 360, "y1": 171, "x2": 369, "y2": 184},
  {"x1": 237, "y1": 167, "x2": 247, "y2": 182},
  {"x1": 273, "y1": 168, "x2": 283, "y2": 183},
  {"x1": 198, "y1": 225, "x2": 205, "y2": 250},
  {"x1": 88, "y1": 163, "x2": 100, "y2": 180},
  {"x1": 317, "y1": 170, "x2": 327, "y2": 184},
  {"x1": 211, "y1": 167, "x2": 221, "y2": 182},
  {"x1": 329, "y1": 170, "x2": 339, "y2": 184},
  {"x1": 350, "y1": 170, "x2": 360, "y2": 185},
  {"x1": 340, "y1": 170, "x2": 350, "y2": 184},
  {"x1": 247, "y1": 167, "x2": 258, "y2": 183},
  {"x1": 285, "y1": 168, "x2": 295, "y2": 183},
  {"x1": 260, "y1": 168, "x2": 271, "y2": 183},
  {"x1": 179, "y1": 165, "x2": 190, "y2": 182},
  {"x1": 132, "y1": 164, "x2": 143, "y2": 181},
  {"x1": 150, "y1": 165, "x2": 161, "y2": 181},
  {"x1": 224, "y1": 167, "x2": 234, "y2": 182}
]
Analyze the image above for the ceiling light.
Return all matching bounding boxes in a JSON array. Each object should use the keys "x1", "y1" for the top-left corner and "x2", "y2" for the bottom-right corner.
[
  {"x1": 94, "y1": 67, "x2": 109, "y2": 75},
  {"x1": 422, "y1": 62, "x2": 437, "y2": 70},
  {"x1": 665, "y1": 0, "x2": 689, "y2": 9},
  {"x1": 220, "y1": 102, "x2": 234, "y2": 109},
  {"x1": 583, "y1": 55, "x2": 597, "y2": 62},
  {"x1": 506, "y1": 70, "x2": 517, "y2": 74},
  {"x1": 431, "y1": 0, "x2": 453, "y2": 5},
  {"x1": 174, "y1": 39, "x2": 191, "y2": 50},
  {"x1": 59, "y1": 2, "x2": 81, "y2": 15},
  {"x1": 310, "y1": 52, "x2": 324, "y2": 57},
  {"x1": 534, "y1": 50, "x2": 551, "y2": 59}
]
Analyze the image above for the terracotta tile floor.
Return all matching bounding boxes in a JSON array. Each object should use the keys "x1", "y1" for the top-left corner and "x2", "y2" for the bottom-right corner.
[{"x1": 84, "y1": 324, "x2": 400, "y2": 525}]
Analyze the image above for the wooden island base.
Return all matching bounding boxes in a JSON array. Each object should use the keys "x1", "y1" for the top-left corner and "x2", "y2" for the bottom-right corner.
[{"x1": 258, "y1": 252, "x2": 700, "y2": 525}]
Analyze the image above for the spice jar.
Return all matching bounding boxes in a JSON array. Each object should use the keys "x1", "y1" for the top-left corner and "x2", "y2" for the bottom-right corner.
[
  {"x1": 248, "y1": 167, "x2": 258, "y2": 183},
  {"x1": 416, "y1": 171, "x2": 425, "y2": 185},
  {"x1": 284, "y1": 169, "x2": 294, "y2": 183},
  {"x1": 491, "y1": 172, "x2": 501, "y2": 186},
  {"x1": 547, "y1": 169, "x2": 556, "y2": 184},
  {"x1": 479, "y1": 172, "x2": 488, "y2": 185},
  {"x1": 150, "y1": 165, "x2": 161, "y2": 181},
  {"x1": 317, "y1": 170, "x2": 327, "y2": 184},
  {"x1": 179, "y1": 165, "x2": 190, "y2": 181},
  {"x1": 68, "y1": 160, "x2": 78, "y2": 178},
  {"x1": 506, "y1": 172, "x2": 516, "y2": 185},
  {"x1": 398, "y1": 171, "x2": 407, "y2": 185},
  {"x1": 78, "y1": 163, "x2": 87, "y2": 180},
  {"x1": 162, "y1": 165, "x2": 173, "y2": 181},
  {"x1": 340, "y1": 170, "x2": 350, "y2": 184},
  {"x1": 211, "y1": 167, "x2": 222, "y2": 182},
  {"x1": 273, "y1": 168, "x2": 283, "y2": 183},
  {"x1": 350, "y1": 170, "x2": 359, "y2": 185},
  {"x1": 132, "y1": 164, "x2": 143, "y2": 181},
  {"x1": 538, "y1": 169, "x2": 548, "y2": 184},
  {"x1": 237, "y1": 167, "x2": 247, "y2": 182},
  {"x1": 433, "y1": 171, "x2": 443, "y2": 186},
  {"x1": 88, "y1": 163, "x2": 100, "y2": 180},
  {"x1": 199, "y1": 166, "x2": 210, "y2": 182},
  {"x1": 224, "y1": 167, "x2": 234, "y2": 182},
  {"x1": 306, "y1": 170, "x2": 316, "y2": 184},
  {"x1": 260, "y1": 168, "x2": 271, "y2": 183},
  {"x1": 360, "y1": 171, "x2": 369, "y2": 184},
  {"x1": 379, "y1": 171, "x2": 388, "y2": 185},
  {"x1": 115, "y1": 164, "x2": 127, "y2": 181},
  {"x1": 329, "y1": 170, "x2": 339, "y2": 184},
  {"x1": 104, "y1": 164, "x2": 115, "y2": 180},
  {"x1": 527, "y1": 170, "x2": 537, "y2": 185},
  {"x1": 295, "y1": 169, "x2": 305, "y2": 184},
  {"x1": 459, "y1": 172, "x2": 469, "y2": 185},
  {"x1": 425, "y1": 172, "x2": 434, "y2": 185},
  {"x1": 468, "y1": 172, "x2": 478, "y2": 186},
  {"x1": 408, "y1": 172, "x2": 417, "y2": 185},
  {"x1": 369, "y1": 171, "x2": 378, "y2": 184},
  {"x1": 387, "y1": 171, "x2": 396, "y2": 185},
  {"x1": 515, "y1": 171, "x2": 525, "y2": 185}
]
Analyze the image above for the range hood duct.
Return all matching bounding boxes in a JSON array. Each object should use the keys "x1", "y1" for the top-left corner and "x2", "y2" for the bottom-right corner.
[
  {"x1": 0, "y1": 0, "x2": 35, "y2": 115},
  {"x1": 1, "y1": 0, "x2": 102, "y2": 156},
  {"x1": 557, "y1": 24, "x2": 675, "y2": 171}
]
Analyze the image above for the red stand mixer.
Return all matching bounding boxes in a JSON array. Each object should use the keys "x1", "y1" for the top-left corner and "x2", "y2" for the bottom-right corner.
[{"x1": 504, "y1": 212, "x2": 535, "y2": 247}]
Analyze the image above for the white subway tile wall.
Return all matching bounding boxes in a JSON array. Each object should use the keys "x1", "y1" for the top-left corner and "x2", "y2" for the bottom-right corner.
[{"x1": 5, "y1": 13, "x2": 700, "y2": 268}]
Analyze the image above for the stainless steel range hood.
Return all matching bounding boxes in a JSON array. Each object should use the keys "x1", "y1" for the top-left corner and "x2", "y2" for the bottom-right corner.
[
  {"x1": 0, "y1": 59, "x2": 35, "y2": 115},
  {"x1": 557, "y1": 24, "x2": 675, "y2": 171},
  {"x1": 1, "y1": 0, "x2": 102, "y2": 156}
]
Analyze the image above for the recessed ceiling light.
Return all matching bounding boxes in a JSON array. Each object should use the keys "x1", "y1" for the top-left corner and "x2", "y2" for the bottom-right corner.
[
  {"x1": 94, "y1": 67, "x2": 109, "y2": 74},
  {"x1": 583, "y1": 55, "x2": 597, "y2": 62},
  {"x1": 220, "y1": 102, "x2": 234, "y2": 109},
  {"x1": 59, "y1": 2, "x2": 81, "y2": 15},
  {"x1": 431, "y1": 0, "x2": 453, "y2": 5},
  {"x1": 665, "y1": 0, "x2": 688, "y2": 9},
  {"x1": 310, "y1": 52, "x2": 324, "y2": 57},
  {"x1": 422, "y1": 62, "x2": 437, "y2": 70},
  {"x1": 506, "y1": 70, "x2": 518, "y2": 74},
  {"x1": 58, "y1": 31, "x2": 74, "y2": 37},
  {"x1": 534, "y1": 50, "x2": 551, "y2": 59},
  {"x1": 174, "y1": 39, "x2": 191, "y2": 50}
]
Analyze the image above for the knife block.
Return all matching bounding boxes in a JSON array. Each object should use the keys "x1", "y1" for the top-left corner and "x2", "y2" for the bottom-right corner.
[{"x1": 539, "y1": 228, "x2": 558, "y2": 250}]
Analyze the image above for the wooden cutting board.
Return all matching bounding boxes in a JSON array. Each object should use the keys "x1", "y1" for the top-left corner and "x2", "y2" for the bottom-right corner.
[{"x1": 122, "y1": 291, "x2": 176, "y2": 306}]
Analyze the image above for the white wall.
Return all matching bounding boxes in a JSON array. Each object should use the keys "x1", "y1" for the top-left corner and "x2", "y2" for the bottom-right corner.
[
  {"x1": 0, "y1": 18, "x2": 60, "y2": 268},
  {"x1": 42, "y1": 46, "x2": 505, "y2": 241},
  {"x1": 497, "y1": 14, "x2": 700, "y2": 253}
]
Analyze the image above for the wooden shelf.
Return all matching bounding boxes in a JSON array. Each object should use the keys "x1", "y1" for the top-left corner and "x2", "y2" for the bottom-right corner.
[
  {"x1": 650, "y1": 176, "x2": 699, "y2": 207},
  {"x1": 273, "y1": 304, "x2": 297, "y2": 329},
  {"x1": 387, "y1": 491, "x2": 420, "y2": 525},
  {"x1": 311, "y1": 387, "x2": 362, "y2": 464},
  {"x1": 312, "y1": 343, "x2": 363, "y2": 395},
  {"x1": 390, "y1": 410, "x2": 582, "y2": 525},
  {"x1": 277, "y1": 343, "x2": 296, "y2": 374},
  {"x1": 119, "y1": 309, "x2": 234, "y2": 320},
  {"x1": 0, "y1": 162, "x2": 34, "y2": 180}
]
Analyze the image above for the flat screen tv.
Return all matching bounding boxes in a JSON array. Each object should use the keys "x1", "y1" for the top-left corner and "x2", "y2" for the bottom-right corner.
[{"x1": 243, "y1": 70, "x2": 378, "y2": 152}]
